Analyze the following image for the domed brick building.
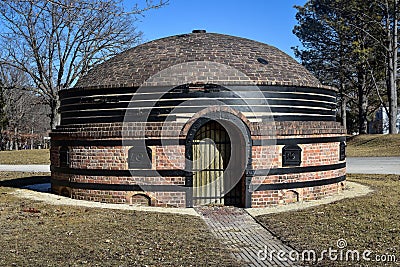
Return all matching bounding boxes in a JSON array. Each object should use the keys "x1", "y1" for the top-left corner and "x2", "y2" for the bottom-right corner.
[{"x1": 50, "y1": 31, "x2": 346, "y2": 208}]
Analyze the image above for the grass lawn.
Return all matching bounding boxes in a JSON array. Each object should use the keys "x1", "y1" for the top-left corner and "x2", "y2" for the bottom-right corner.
[
  {"x1": 0, "y1": 172, "x2": 241, "y2": 266},
  {"x1": 0, "y1": 149, "x2": 50, "y2": 164},
  {"x1": 347, "y1": 134, "x2": 400, "y2": 157},
  {"x1": 256, "y1": 174, "x2": 400, "y2": 266}
]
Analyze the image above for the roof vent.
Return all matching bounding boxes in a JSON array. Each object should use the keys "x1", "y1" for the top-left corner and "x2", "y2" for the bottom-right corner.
[
  {"x1": 192, "y1": 29, "x2": 206, "y2": 33},
  {"x1": 257, "y1": 57, "x2": 269, "y2": 65}
]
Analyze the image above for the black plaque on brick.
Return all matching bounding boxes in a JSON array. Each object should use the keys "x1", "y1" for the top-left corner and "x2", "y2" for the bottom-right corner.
[
  {"x1": 59, "y1": 146, "x2": 70, "y2": 168},
  {"x1": 339, "y1": 141, "x2": 346, "y2": 161},
  {"x1": 282, "y1": 145, "x2": 302, "y2": 166},
  {"x1": 128, "y1": 146, "x2": 152, "y2": 169}
]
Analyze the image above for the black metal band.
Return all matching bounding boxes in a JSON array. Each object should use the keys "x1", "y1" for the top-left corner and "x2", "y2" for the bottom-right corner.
[
  {"x1": 51, "y1": 166, "x2": 189, "y2": 177},
  {"x1": 59, "y1": 85, "x2": 337, "y2": 125},
  {"x1": 60, "y1": 115, "x2": 337, "y2": 125},
  {"x1": 253, "y1": 136, "x2": 346, "y2": 146},
  {"x1": 51, "y1": 139, "x2": 187, "y2": 147},
  {"x1": 51, "y1": 136, "x2": 346, "y2": 147},
  {"x1": 59, "y1": 85, "x2": 337, "y2": 100},
  {"x1": 51, "y1": 179, "x2": 189, "y2": 192},
  {"x1": 51, "y1": 162, "x2": 345, "y2": 180},
  {"x1": 251, "y1": 175, "x2": 346, "y2": 191},
  {"x1": 51, "y1": 175, "x2": 345, "y2": 193},
  {"x1": 254, "y1": 162, "x2": 346, "y2": 176}
]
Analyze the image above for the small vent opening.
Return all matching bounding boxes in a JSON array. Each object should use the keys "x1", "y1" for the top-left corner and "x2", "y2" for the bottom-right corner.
[{"x1": 257, "y1": 57, "x2": 269, "y2": 65}]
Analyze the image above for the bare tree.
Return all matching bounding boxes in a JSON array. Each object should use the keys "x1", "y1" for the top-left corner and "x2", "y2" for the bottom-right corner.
[
  {"x1": 0, "y1": 0, "x2": 167, "y2": 129},
  {"x1": 0, "y1": 66, "x2": 50, "y2": 150}
]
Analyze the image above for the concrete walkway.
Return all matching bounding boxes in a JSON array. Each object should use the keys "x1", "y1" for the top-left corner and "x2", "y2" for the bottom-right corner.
[
  {"x1": 196, "y1": 206, "x2": 301, "y2": 267},
  {"x1": 347, "y1": 157, "x2": 400, "y2": 175},
  {"x1": 0, "y1": 164, "x2": 50, "y2": 172}
]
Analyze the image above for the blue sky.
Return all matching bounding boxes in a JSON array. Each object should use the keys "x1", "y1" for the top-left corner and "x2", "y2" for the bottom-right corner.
[{"x1": 131, "y1": 0, "x2": 307, "y2": 59}]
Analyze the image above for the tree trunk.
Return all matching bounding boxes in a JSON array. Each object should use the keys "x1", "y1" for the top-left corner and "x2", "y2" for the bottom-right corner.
[
  {"x1": 14, "y1": 127, "x2": 18, "y2": 150},
  {"x1": 30, "y1": 127, "x2": 34, "y2": 149},
  {"x1": 341, "y1": 96, "x2": 347, "y2": 130},
  {"x1": 339, "y1": 80, "x2": 347, "y2": 130},
  {"x1": 50, "y1": 95, "x2": 61, "y2": 130},
  {"x1": 358, "y1": 68, "x2": 368, "y2": 134},
  {"x1": 359, "y1": 94, "x2": 368, "y2": 134},
  {"x1": 387, "y1": 0, "x2": 398, "y2": 134},
  {"x1": 388, "y1": 64, "x2": 398, "y2": 133}
]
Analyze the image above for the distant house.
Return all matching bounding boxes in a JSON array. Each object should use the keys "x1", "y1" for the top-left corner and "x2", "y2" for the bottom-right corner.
[{"x1": 369, "y1": 107, "x2": 400, "y2": 134}]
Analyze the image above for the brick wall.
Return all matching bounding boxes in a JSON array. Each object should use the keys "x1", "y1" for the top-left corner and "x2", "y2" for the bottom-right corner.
[
  {"x1": 155, "y1": 146, "x2": 185, "y2": 169},
  {"x1": 51, "y1": 171, "x2": 187, "y2": 207},
  {"x1": 252, "y1": 141, "x2": 342, "y2": 170},
  {"x1": 301, "y1": 142, "x2": 340, "y2": 167},
  {"x1": 50, "y1": 118, "x2": 346, "y2": 208},
  {"x1": 251, "y1": 183, "x2": 344, "y2": 207},
  {"x1": 69, "y1": 146, "x2": 127, "y2": 170},
  {"x1": 71, "y1": 188, "x2": 186, "y2": 207}
]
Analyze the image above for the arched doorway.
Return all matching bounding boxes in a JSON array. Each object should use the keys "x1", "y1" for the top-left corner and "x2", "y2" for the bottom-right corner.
[{"x1": 187, "y1": 118, "x2": 249, "y2": 207}]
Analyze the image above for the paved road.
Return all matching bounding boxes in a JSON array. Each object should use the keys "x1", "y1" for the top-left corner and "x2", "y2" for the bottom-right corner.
[
  {"x1": 0, "y1": 165, "x2": 50, "y2": 172},
  {"x1": 347, "y1": 157, "x2": 400, "y2": 175}
]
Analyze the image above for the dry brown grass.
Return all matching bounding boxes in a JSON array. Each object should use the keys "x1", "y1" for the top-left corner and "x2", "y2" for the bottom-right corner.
[
  {"x1": 256, "y1": 174, "x2": 400, "y2": 266},
  {"x1": 0, "y1": 149, "x2": 50, "y2": 164},
  {"x1": 0, "y1": 172, "x2": 241, "y2": 267},
  {"x1": 347, "y1": 134, "x2": 400, "y2": 157}
]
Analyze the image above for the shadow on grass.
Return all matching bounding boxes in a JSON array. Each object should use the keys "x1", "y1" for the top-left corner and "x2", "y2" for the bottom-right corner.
[
  {"x1": 347, "y1": 135, "x2": 381, "y2": 146},
  {"x1": 0, "y1": 176, "x2": 50, "y2": 188}
]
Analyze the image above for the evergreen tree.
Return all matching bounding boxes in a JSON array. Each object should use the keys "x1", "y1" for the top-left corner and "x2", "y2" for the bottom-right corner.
[{"x1": 293, "y1": 0, "x2": 389, "y2": 134}]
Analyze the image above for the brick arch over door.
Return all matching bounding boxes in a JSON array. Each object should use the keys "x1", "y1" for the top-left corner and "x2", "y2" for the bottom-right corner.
[{"x1": 180, "y1": 106, "x2": 257, "y2": 137}]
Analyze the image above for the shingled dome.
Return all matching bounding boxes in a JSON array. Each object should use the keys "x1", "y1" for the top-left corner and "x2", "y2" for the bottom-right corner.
[
  {"x1": 75, "y1": 32, "x2": 323, "y2": 89},
  {"x1": 51, "y1": 31, "x2": 346, "y2": 208}
]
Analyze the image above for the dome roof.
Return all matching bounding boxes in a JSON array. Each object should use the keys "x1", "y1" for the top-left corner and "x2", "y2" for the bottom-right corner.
[{"x1": 75, "y1": 32, "x2": 326, "y2": 89}]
